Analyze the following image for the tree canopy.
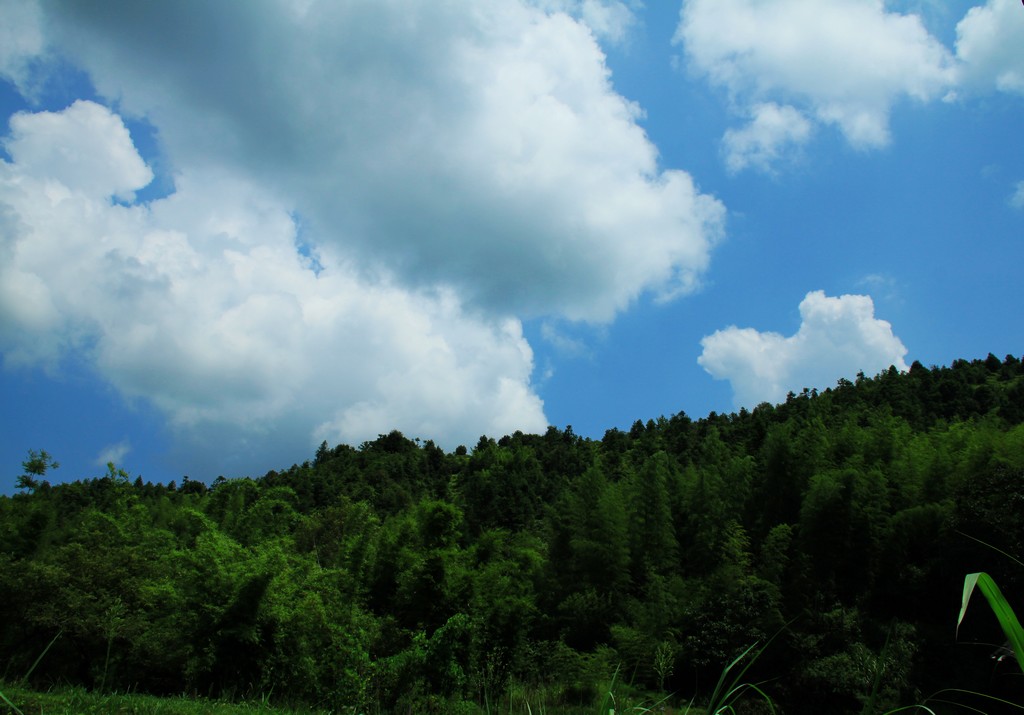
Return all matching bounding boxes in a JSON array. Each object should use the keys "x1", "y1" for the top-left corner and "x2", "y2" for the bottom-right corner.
[{"x1": 2, "y1": 354, "x2": 1023, "y2": 713}]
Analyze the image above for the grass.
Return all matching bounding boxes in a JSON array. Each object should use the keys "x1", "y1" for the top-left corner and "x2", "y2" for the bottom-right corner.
[
  {"x1": 677, "y1": 640, "x2": 775, "y2": 715},
  {"x1": 0, "y1": 683, "x2": 336, "y2": 715},
  {"x1": 0, "y1": 684, "x2": 703, "y2": 715}
]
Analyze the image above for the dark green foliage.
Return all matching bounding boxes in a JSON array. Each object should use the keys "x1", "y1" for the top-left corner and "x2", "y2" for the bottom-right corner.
[{"x1": 3, "y1": 356, "x2": 1024, "y2": 713}]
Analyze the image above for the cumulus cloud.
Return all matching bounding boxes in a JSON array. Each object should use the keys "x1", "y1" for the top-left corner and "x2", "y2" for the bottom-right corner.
[
  {"x1": 955, "y1": 0, "x2": 1024, "y2": 95},
  {"x1": 0, "y1": 102, "x2": 546, "y2": 473},
  {"x1": 6, "y1": 100, "x2": 153, "y2": 202},
  {"x1": 0, "y1": 0, "x2": 736, "y2": 474},
  {"x1": 35, "y1": 0, "x2": 723, "y2": 323},
  {"x1": 675, "y1": 0, "x2": 957, "y2": 168},
  {"x1": 722, "y1": 103, "x2": 814, "y2": 174},
  {"x1": 698, "y1": 291, "x2": 909, "y2": 408}
]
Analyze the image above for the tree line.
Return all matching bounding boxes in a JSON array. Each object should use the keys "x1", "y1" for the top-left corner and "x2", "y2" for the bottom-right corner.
[{"x1": 2, "y1": 354, "x2": 1023, "y2": 713}]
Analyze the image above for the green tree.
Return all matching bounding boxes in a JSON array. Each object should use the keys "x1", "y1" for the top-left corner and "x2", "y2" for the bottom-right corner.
[
  {"x1": 623, "y1": 451, "x2": 678, "y2": 586},
  {"x1": 797, "y1": 467, "x2": 889, "y2": 603},
  {"x1": 16, "y1": 449, "x2": 59, "y2": 491}
]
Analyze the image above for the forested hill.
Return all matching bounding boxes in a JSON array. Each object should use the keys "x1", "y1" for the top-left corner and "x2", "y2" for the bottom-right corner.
[{"x1": 3, "y1": 354, "x2": 1024, "y2": 713}]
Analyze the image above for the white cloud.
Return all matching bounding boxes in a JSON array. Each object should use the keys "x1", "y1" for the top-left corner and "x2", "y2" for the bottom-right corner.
[
  {"x1": 33, "y1": 0, "x2": 722, "y2": 323},
  {"x1": 576, "y1": 0, "x2": 638, "y2": 44},
  {"x1": 5, "y1": 100, "x2": 153, "y2": 202},
  {"x1": 698, "y1": 290, "x2": 909, "y2": 408},
  {"x1": 0, "y1": 1, "x2": 735, "y2": 474},
  {"x1": 540, "y1": 320, "x2": 593, "y2": 358},
  {"x1": 1011, "y1": 180, "x2": 1024, "y2": 209},
  {"x1": 722, "y1": 103, "x2": 814, "y2": 174},
  {"x1": 530, "y1": 0, "x2": 639, "y2": 44},
  {"x1": 856, "y1": 273, "x2": 902, "y2": 304},
  {"x1": 0, "y1": 0, "x2": 45, "y2": 95},
  {"x1": 955, "y1": 0, "x2": 1024, "y2": 95},
  {"x1": 675, "y1": 0, "x2": 957, "y2": 166},
  {"x1": 95, "y1": 440, "x2": 131, "y2": 468},
  {"x1": 0, "y1": 102, "x2": 547, "y2": 474}
]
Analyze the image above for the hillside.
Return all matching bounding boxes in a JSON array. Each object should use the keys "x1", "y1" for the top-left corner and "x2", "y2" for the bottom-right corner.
[{"x1": 2, "y1": 354, "x2": 1024, "y2": 713}]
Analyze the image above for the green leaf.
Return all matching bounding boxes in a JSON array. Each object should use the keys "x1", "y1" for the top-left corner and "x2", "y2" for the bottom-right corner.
[{"x1": 958, "y1": 572, "x2": 1024, "y2": 674}]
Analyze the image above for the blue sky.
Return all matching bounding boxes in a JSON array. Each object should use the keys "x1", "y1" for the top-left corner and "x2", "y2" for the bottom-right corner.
[{"x1": 1, "y1": 0, "x2": 1022, "y2": 491}]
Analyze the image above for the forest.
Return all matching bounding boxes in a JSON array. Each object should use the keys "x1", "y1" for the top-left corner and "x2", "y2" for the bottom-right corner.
[{"x1": 2, "y1": 355, "x2": 1024, "y2": 714}]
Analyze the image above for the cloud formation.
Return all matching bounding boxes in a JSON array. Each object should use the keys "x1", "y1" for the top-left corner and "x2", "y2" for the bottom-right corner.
[
  {"x1": 1011, "y1": 181, "x2": 1024, "y2": 210},
  {"x1": 675, "y1": 0, "x2": 956, "y2": 170},
  {"x1": 0, "y1": 1, "x2": 733, "y2": 474},
  {"x1": 0, "y1": 0, "x2": 45, "y2": 95},
  {"x1": 532, "y1": 0, "x2": 639, "y2": 44},
  {"x1": 6, "y1": 100, "x2": 152, "y2": 202},
  {"x1": 722, "y1": 103, "x2": 814, "y2": 174},
  {"x1": 955, "y1": 0, "x2": 1024, "y2": 95},
  {"x1": 676, "y1": 0, "x2": 956, "y2": 146},
  {"x1": 34, "y1": 0, "x2": 723, "y2": 323},
  {"x1": 698, "y1": 291, "x2": 909, "y2": 408},
  {"x1": 95, "y1": 440, "x2": 131, "y2": 468},
  {"x1": 0, "y1": 101, "x2": 547, "y2": 473}
]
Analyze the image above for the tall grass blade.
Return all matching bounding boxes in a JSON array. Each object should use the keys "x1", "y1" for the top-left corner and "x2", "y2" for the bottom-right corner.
[
  {"x1": 861, "y1": 622, "x2": 894, "y2": 715},
  {"x1": 21, "y1": 628, "x2": 62, "y2": 684},
  {"x1": 706, "y1": 641, "x2": 758, "y2": 708},
  {"x1": 101, "y1": 631, "x2": 113, "y2": 692},
  {"x1": 956, "y1": 531, "x2": 1024, "y2": 569},
  {"x1": 731, "y1": 682, "x2": 776, "y2": 713},
  {"x1": 926, "y1": 702, "x2": 989, "y2": 715},
  {"x1": 926, "y1": 688, "x2": 1024, "y2": 712},
  {"x1": 0, "y1": 689, "x2": 25, "y2": 715},
  {"x1": 704, "y1": 641, "x2": 778, "y2": 714},
  {"x1": 957, "y1": 572, "x2": 1024, "y2": 673},
  {"x1": 598, "y1": 663, "x2": 620, "y2": 715}
]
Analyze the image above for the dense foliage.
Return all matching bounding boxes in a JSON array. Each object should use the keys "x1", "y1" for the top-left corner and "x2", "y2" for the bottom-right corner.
[{"x1": 3, "y1": 355, "x2": 1024, "y2": 713}]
